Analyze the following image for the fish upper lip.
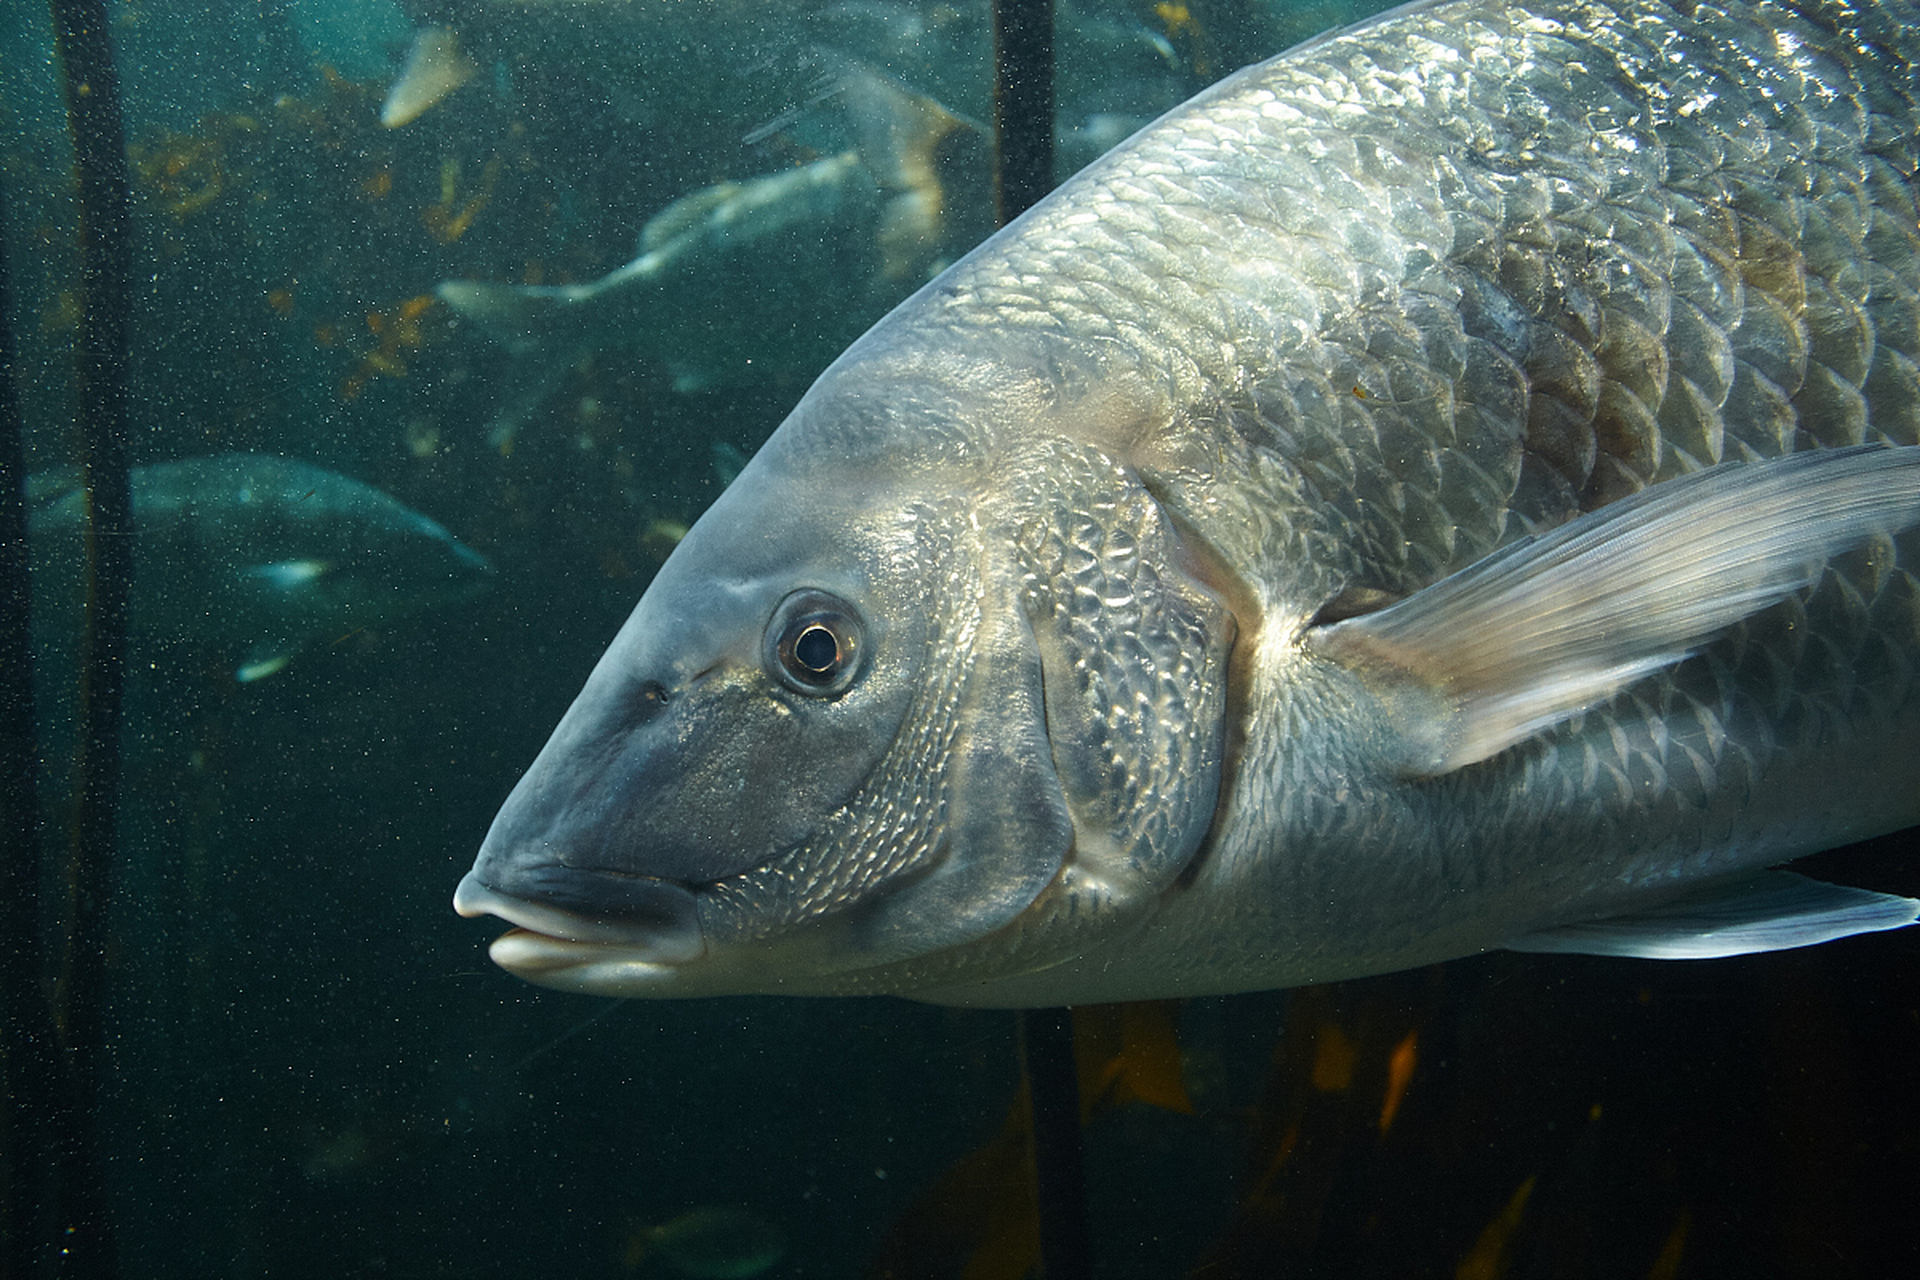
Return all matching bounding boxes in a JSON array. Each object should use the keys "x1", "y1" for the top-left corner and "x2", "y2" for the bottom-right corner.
[{"x1": 453, "y1": 869, "x2": 706, "y2": 962}]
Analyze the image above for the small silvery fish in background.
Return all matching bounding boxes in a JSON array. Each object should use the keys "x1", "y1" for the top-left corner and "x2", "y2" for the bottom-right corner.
[
  {"x1": 31, "y1": 454, "x2": 492, "y2": 683},
  {"x1": 436, "y1": 62, "x2": 992, "y2": 448},
  {"x1": 457, "y1": 0, "x2": 1920, "y2": 1006}
]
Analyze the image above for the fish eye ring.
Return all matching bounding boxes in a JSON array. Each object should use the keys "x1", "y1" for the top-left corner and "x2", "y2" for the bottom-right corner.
[{"x1": 767, "y1": 590, "x2": 865, "y2": 696}]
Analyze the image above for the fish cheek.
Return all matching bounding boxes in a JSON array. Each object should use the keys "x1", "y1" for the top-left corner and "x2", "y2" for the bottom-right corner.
[
  {"x1": 833, "y1": 579, "x2": 1076, "y2": 968},
  {"x1": 603, "y1": 667, "x2": 917, "y2": 884}
]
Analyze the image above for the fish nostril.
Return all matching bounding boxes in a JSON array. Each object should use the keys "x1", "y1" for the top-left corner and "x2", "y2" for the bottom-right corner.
[{"x1": 629, "y1": 679, "x2": 671, "y2": 722}]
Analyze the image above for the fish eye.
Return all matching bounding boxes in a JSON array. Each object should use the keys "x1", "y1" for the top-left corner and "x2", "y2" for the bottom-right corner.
[{"x1": 767, "y1": 591, "x2": 866, "y2": 696}]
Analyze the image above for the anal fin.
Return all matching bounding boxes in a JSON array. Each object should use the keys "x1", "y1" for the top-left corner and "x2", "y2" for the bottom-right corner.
[{"x1": 1505, "y1": 871, "x2": 1920, "y2": 959}]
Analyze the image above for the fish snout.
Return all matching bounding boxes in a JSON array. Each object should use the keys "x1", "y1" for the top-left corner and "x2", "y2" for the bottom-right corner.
[{"x1": 453, "y1": 865, "x2": 705, "y2": 964}]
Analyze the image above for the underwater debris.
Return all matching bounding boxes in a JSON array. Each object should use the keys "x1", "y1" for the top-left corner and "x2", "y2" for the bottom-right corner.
[
  {"x1": 423, "y1": 155, "x2": 502, "y2": 244},
  {"x1": 342, "y1": 293, "x2": 440, "y2": 400}
]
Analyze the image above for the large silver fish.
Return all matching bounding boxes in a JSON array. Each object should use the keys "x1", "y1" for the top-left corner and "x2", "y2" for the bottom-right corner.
[{"x1": 457, "y1": 0, "x2": 1920, "y2": 1006}]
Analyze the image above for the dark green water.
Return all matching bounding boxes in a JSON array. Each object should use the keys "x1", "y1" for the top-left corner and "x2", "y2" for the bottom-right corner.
[{"x1": 5, "y1": 2, "x2": 1920, "y2": 1276}]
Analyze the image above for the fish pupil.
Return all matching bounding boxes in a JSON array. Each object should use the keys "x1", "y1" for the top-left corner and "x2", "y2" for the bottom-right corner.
[
  {"x1": 767, "y1": 591, "x2": 864, "y2": 694},
  {"x1": 794, "y1": 623, "x2": 839, "y2": 676}
]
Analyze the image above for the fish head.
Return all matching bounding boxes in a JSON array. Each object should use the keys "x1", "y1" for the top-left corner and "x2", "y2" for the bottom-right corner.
[{"x1": 457, "y1": 351, "x2": 1238, "y2": 1001}]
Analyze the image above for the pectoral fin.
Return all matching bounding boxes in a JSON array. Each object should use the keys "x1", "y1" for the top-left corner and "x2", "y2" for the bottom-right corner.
[
  {"x1": 1506, "y1": 871, "x2": 1920, "y2": 958},
  {"x1": 1310, "y1": 445, "x2": 1920, "y2": 774}
]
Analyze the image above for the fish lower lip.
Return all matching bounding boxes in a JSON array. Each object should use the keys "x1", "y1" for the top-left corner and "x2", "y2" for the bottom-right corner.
[{"x1": 453, "y1": 870, "x2": 705, "y2": 963}]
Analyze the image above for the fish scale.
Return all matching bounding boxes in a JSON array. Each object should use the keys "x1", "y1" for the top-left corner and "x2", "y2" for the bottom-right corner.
[{"x1": 457, "y1": 0, "x2": 1920, "y2": 1005}]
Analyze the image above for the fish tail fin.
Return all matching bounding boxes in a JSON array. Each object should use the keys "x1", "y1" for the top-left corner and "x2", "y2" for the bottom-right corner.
[
  {"x1": 381, "y1": 27, "x2": 477, "y2": 128},
  {"x1": 834, "y1": 62, "x2": 990, "y2": 281},
  {"x1": 436, "y1": 280, "x2": 588, "y2": 358},
  {"x1": 835, "y1": 62, "x2": 979, "y2": 193}
]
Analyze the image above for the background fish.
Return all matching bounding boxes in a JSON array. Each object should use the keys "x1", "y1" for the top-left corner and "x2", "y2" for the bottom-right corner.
[
  {"x1": 438, "y1": 64, "x2": 993, "y2": 446},
  {"x1": 380, "y1": 0, "x2": 1252, "y2": 169},
  {"x1": 457, "y1": 0, "x2": 1920, "y2": 1007},
  {"x1": 31, "y1": 453, "x2": 492, "y2": 681}
]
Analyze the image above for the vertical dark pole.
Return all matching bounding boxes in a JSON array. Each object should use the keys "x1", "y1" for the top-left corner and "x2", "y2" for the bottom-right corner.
[
  {"x1": 992, "y1": 0, "x2": 1056, "y2": 225},
  {"x1": 993, "y1": 8, "x2": 1086, "y2": 1275},
  {"x1": 1, "y1": 177, "x2": 62, "y2": 1280},
  {"x1": 1018, "y1": 1007, "x2": 1092, "y2": 1280},
  {"x1": 48, "y1": 0, "x2": 134, "y2": 1275}
]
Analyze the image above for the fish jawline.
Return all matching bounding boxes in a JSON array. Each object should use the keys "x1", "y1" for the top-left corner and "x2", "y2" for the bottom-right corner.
[
  {"x1": 487, "y1": 928, "x2": 845, "y2": 998},
  {"x1": 488, "y1": 928, "x2": 692, "y2": 995}
]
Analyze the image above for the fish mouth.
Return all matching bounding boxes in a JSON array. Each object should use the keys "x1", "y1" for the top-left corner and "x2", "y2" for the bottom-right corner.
[{"x1": 452, "y1": 866, "x2": 706, "y2": 980}]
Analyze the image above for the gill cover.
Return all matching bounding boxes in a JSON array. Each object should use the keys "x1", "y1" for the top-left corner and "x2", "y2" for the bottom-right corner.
[{"x1": 1010, "y1": 444, "x2": 1237, "y2": 930}]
